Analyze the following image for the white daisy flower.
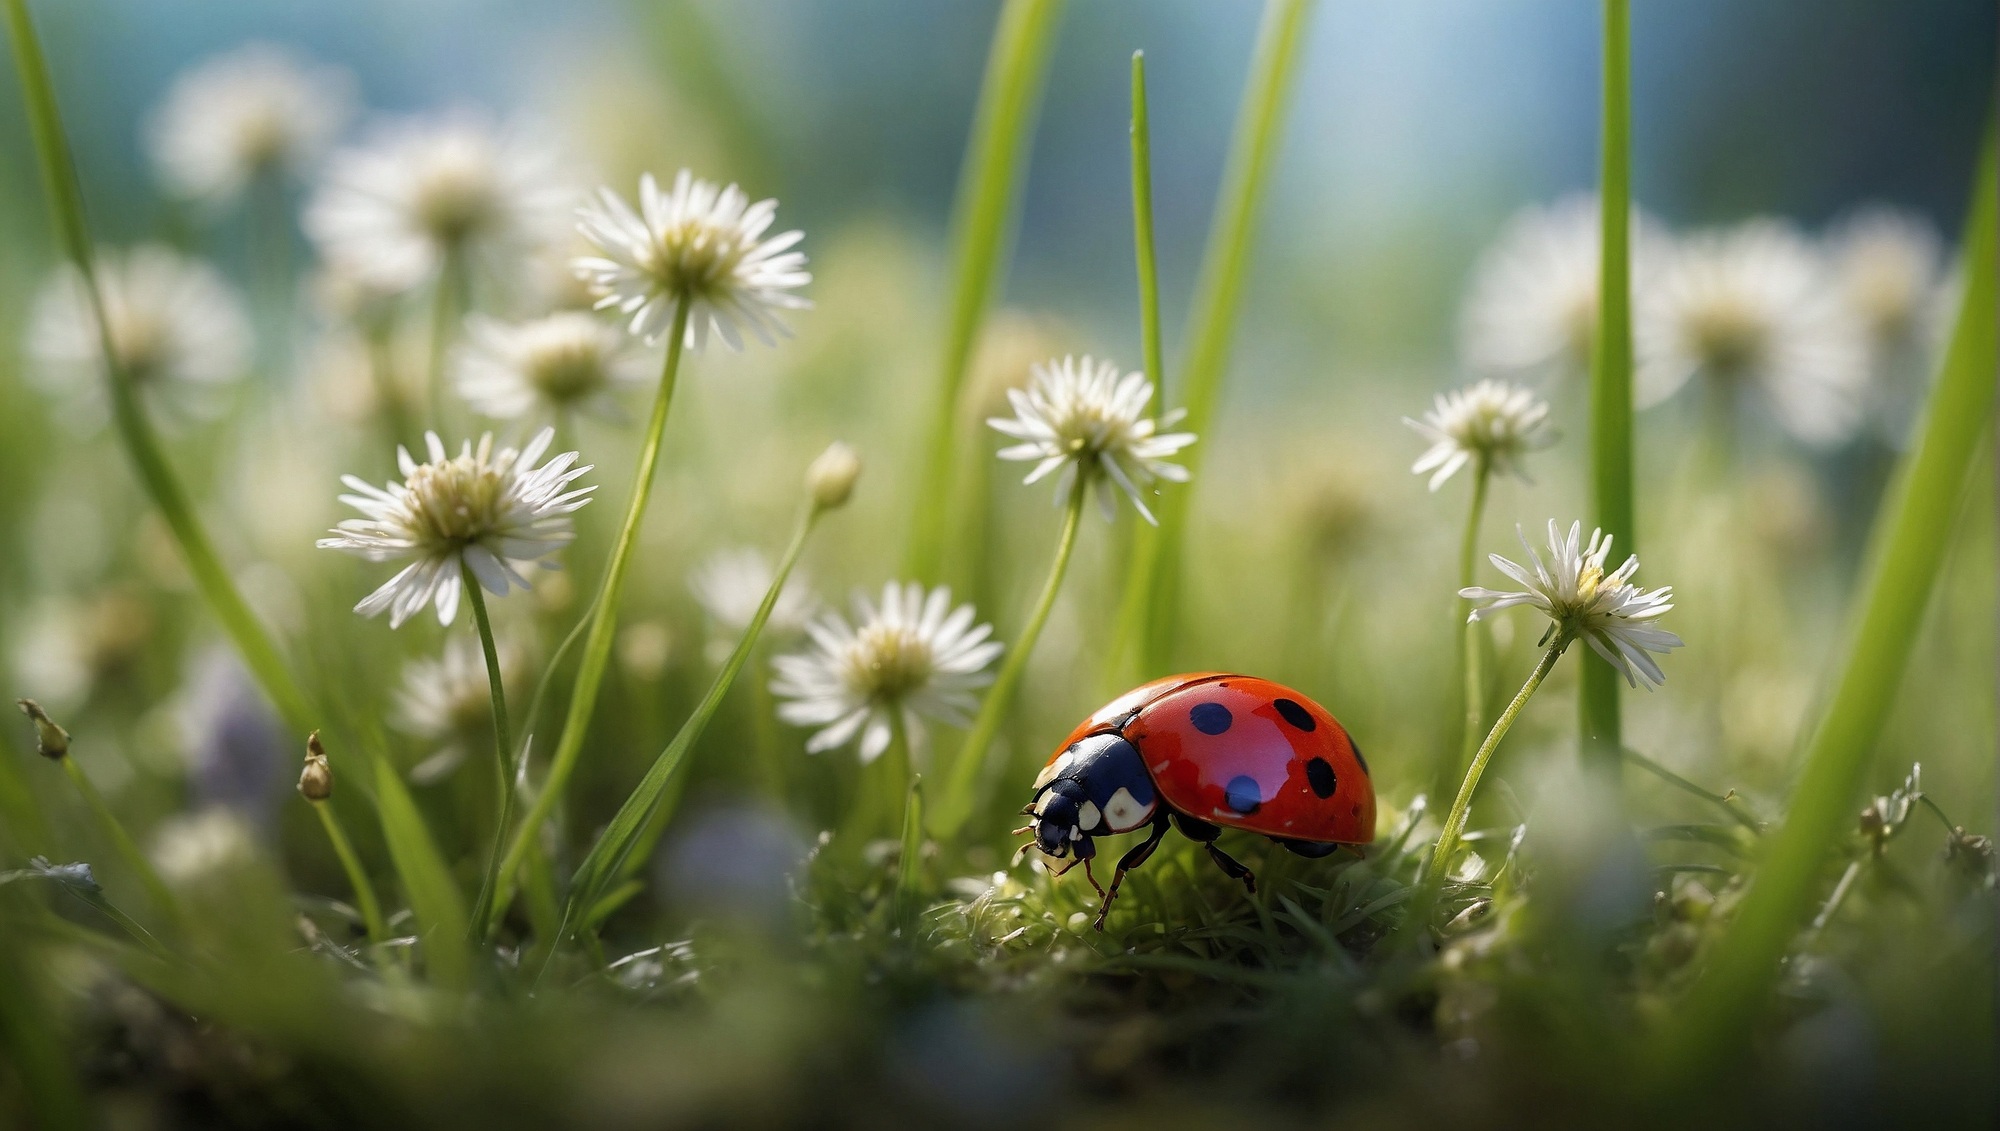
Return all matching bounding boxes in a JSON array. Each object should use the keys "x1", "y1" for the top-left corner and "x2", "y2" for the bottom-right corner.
[
  {"x1": 573, "y1": 169, "x2": 811, "y2": 349},
  {"x1": 1636, "y1": 220, "x2": 1868, "y2": 448},
  {"x1": 1403, "y1": 379, "x2": 1556, "y2": 491},
  {"x1": 1461, "y1": 520, "x2": 1683, "y2": 690},
  {"x1": 986, "y1": 355, "x2": 1196, "y2": 523},
  {"x1": 690, "y1": 547, "x2": 821, "y2": 665},
  {"x1": 28, "y1": 244, "x2": 251, "y2": 427},
  {"x1": 304, "y1": 111, "x2": 571, "y2": 293},
  {"x1": 453, "y1": 311, "x2": 649, "y2": 420},
  {"x1": 144, "y1": 43, "x2": 355, "y2": 206},
  {"x1": 317, "y1": 428, "x2": 594, "y2": 628},
  {"x1": 772, "y1": 583, "x2": 1002, "y2": 762},
  {"x1": 393, "y1": 634, "x2": 525, "y2": 783},
  {"x1": 1825, "y1": 207, "x2": 1947, "y2": 443},
  {"x1": 1460, "y1": 194, "x2": 1662, "y2": 383}
]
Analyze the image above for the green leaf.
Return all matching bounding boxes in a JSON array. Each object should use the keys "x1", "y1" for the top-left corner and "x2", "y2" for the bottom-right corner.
[
  {"x1": 565, "y1": 508, "x2": 821, "y2": 934},
  {"x1": 904, "y1": 0, "x2": 1067, "y2": 582},
  {"x1": 1659, "y1": 126, "x2": 1997, "y2": 1082}
]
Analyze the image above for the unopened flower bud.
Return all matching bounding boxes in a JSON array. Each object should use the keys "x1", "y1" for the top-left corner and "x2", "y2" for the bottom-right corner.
[
  {"x1": 299, "y1": 731, "x2": 333, "y2": 801},
  {"x1": 805, "y1": 442, "x2": 861, "y2": 511},
  {"x1": 15, "y1": 699, "x2": 69, "y2": 759}
]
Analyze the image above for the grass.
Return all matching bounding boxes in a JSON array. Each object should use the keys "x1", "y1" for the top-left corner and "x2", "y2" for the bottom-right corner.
[{"x1": 1580, "y1": 0, "x2": 1634, "y2": 769}]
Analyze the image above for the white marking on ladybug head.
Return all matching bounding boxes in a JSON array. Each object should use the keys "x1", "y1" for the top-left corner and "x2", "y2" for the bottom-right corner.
[
  {"x1": 1077, "y1": 800, "x2": 1101, "y2": 831},
  {"x1": 1102, "y1": 787, "x2": 1151, "y2": 831},
  {"x1": 1069, "y1": 826, "x2": 1082, "y2": 842},
  {"x1": 1033, "y1": 751, "x2": 1074, "y2": 792}
]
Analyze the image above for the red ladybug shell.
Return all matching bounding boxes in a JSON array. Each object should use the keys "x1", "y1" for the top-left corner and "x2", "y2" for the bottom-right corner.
[{"x1": 1047, "y1": 673, "x2": 1375, "y2": 844}]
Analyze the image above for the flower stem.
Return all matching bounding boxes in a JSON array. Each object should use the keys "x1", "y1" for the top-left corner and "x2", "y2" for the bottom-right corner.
[
  {"x1": 905, "y1": 0, "x2": 1067, "y2": 582},
  {"x1": 312, "y1": 799, "x2": 386, "y2": 943},
  {"x1": 895, "y1": 768, "x2": 925, "y2": 930},
  {"x1": 1426, "y1": 638, "x2": 1567, "y2": 889},
  {"x1": 59, "y1": 756, "x2": 178, "y2": 919},
  {"x1": 3, "y1": 0, "x2": 315, "y2": 739},
  {"x1": 461, "y1": 562, "x2": 515, "y2": 940},
  {"x1": 937, "y1": 473, "x2": 1088, "y2": 838},
  {"x1": 487, "y1": 300, "x2": 692, "y2": 936},
  {"x1": 1456, "y1": 455, "x2": 1492, "y2": 783}
]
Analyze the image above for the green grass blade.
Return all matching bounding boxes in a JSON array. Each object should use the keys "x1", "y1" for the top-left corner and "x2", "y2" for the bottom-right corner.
[
  {"x1": 1658, "y1": 128, "x2": 1997, "y2": 1083},
  {"x1": 488, "y1": 301, "x2": 690, "y2": 935},
  {"x1": 371, "y1": 756, "x2": 470, "y2": 989},
  {"x1": 2, "y1": 0, "x2": 315, "y2": 737},
  {"x1": 904, "y1": 0, "x2": 1066, "y2": 582},
  {"x1": 565, "y1": 507, "x2": 821, "y2": 933},
  {"x1": 1579, "y1": 0, "x2": 1633, "y2": 766},
  {"x1": 0, "y1": 915, "x2": 87, "y2": 1128},
  {"x1": 1131, "y1": 50, "x2": 1165, "y2": 409},
  {"x1": 1108, "y1": 0, "x2": 1316, "y2": 681}
]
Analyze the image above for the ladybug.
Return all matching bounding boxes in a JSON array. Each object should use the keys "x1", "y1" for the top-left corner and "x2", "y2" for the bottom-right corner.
[{"x1": 1021, "y1": 673, "x2": 1375, "y2": 928}]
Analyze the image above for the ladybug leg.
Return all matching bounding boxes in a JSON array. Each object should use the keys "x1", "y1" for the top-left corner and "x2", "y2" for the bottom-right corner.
[
  {"x1": 1171, "y1": 812, "x2": 1257, "y2": 895},
  {"x1": 1202, "y1": 843, "x2": 1258, "y2": 895},
  {"x1": 1092, "y1": 815, "x2": 1170, "y2": 931},
  {"x1": 1080, "y1": 857, "x2": 1107, "y2": 900}
]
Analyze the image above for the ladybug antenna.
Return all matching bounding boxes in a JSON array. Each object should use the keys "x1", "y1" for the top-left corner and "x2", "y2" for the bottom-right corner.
[{"x1": 1011, "y1": 824, "x2": 1034, "y2": 837}]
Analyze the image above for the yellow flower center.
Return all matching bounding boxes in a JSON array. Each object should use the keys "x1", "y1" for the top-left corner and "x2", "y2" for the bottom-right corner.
[
  {"x1": 847, "y1": 623, "x2": 934, "y2": 702},
  {"x1": 403, "y1": 455, "x2": 508, "y2": 547}
]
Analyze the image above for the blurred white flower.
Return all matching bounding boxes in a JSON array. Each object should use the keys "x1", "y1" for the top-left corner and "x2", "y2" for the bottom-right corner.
[
  {"x1": 394, "y1": 634, "x2": 524, "y2": 782},
  {"x1": 987, "y1": 355, "x2": 1196, "y2": 523},
  {"x1": 690, "y1": 547, "x2": 820, "y2": 664},
  {"x1": 453, "y1": 311, "x2": 648, "y2": 420},
  {"x1": 318, "y1": 428, "x2": 594, "y2": 628},
  {"x1": 1460, "y1": 194, "x2": 1661, "y2": 383},
  {"x1": 29, "y1": 245, "x2": 250, "y2": 427},
  {"x1": 1462, "y1": 520, "x2": 1682, "y2": 690},
  {"x1": 145, "y1": 43, "x2": 355, "y2": 206},
  {"x1": 1403, "y1": 379, "x2": 1556, "y2": 491},
  {"x1": 1825, "y1": 206, "x2": 1948, "y2": 444},
  {"x1": 574, "y1": 169, "x2": 811, "y2": 349},
  {"x1": 1636, "y1": 220, "x2": 1868, "y2": 447},
  {"x1": 152, "y1": 809, "x2": 257, "y2": 886},
  {"x1": 772, "y1": 583, "x2": 1001, "y2": 762},
  {"x1": 305, "y1": 112, "x2": 571, "y2": 292}
]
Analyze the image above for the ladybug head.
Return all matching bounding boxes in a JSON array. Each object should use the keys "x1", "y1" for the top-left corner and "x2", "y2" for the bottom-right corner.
[{"x1": 1031, "y1": 781, "x2": 1087, "y2": 859}]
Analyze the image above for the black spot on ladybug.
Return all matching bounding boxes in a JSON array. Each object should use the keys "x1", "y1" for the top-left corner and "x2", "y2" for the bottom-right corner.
[
  {"x1": 1351, "y1": 740, "x2": 1370, "y2": 775},
  {"x1": 1273, "y1": 698, "x2": 1315, "y2": 732},
  {"x1": 1305, "y1": 757, "x2": 1337, "y2": 798},
  {"x1": 1224, "y1": 775, "x2": 1262, "y2": 814},
  {"x1": 1190, "y1": 702, "x2": 1232, "y2": 735}
]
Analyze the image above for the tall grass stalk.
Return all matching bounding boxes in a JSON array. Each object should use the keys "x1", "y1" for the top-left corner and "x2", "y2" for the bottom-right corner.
[
  {"x1": 1657, "y1": 131, "x2": 1997, "y2": 1084},
  {"x1": 905, "y1": 0, "x2": 1066, "y2": 582},
  {"x1": 487, "y1": 302, "x2": 692, "y2": 934},
  {"x1": 895, "y1": 771, "x2": 926, "y2": 929},
  {"x1": 1580, "y1": 0, "x2": 1633, "y2": 768},
  {"x1": 426, "y1": 247, "x2": 466, "y2": 425},
  {"x1": 3, "y1": 0, "x2": 316, "y2": 737},
  {"x1": 460, "y1": 564, "x2": 515, "y2": 940},
  {"x1": 59, "y1": 754, "x2": 177, "y2": 919},
  {"x1": 372, "y1": 753, "x2": 470, "y2": 988},
  {"x1": 564, "y1": 498, "x2": 828, "y2": 937},
  {"x1": 1108, "y1": 0, "x2": 1315, "y2": 683},
  {"x1": 1130, "y1": 50, "x2": 1164, "y2": 412},
  {"x1": 310, "y1": 798, "x2": 387, "y2": 944},
  {"x1": 937, "y1": 475, "x2": 1087, "y2": 838}
]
